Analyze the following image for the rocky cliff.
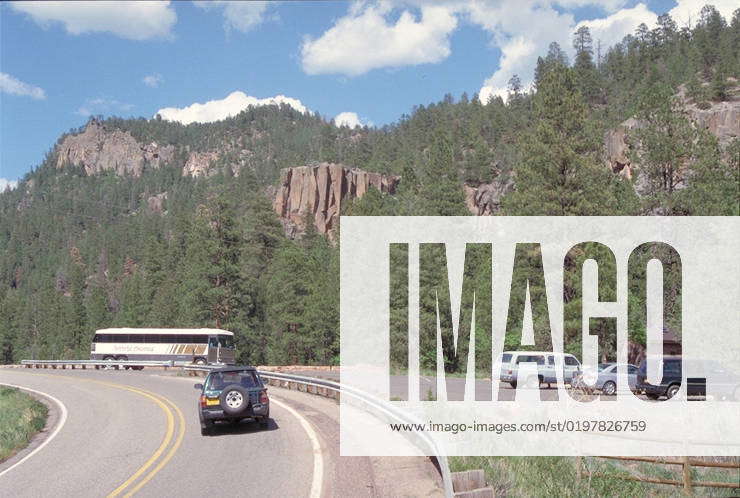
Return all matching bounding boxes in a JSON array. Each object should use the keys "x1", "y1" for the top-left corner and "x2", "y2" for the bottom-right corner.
[
  {"x1": 273, "y1": 163, "x2": 400, "y2": 237},
  {"x1": 56, "y1": 119, "x2": 175, "y2": 177},
  {"x1": 604, "y1": 84, "x2": 740, "y2": 178},
  {"x1": 463, "y1": 178, "x2": 512, "y2": 215}
]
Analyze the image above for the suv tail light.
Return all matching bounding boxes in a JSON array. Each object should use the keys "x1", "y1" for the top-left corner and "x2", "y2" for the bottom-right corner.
[
  {"x1": 259, "y1": 390, "x2": 269, "y2": 404},
  {"x1": 199, "y1": 395, "x2": 207, "y2": 408}
]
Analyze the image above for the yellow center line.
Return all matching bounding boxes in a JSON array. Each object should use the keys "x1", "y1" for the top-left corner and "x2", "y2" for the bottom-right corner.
[
  {"x1": 21, "y1": 372, "x2": 184, "y2": 498},
  {"x1": 122, "y1": 390, "x2": 186, "y2": 497},
  {"x1": 106, "y1": 386, "x2": 175, "y2": 498}
]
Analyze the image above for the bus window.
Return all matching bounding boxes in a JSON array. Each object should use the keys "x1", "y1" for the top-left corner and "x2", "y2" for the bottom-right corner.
[
  {"x1": 209, "y1": 336, "x2": 219, "y2": 348},
  {"x1": 218, "y1": 335, "x2": 234, "y2": 349}
]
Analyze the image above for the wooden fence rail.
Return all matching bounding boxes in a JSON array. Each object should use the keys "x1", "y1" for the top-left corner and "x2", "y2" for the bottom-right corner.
[{"x1": 576, "y1": 455, "x2": 740, "y2": 494}]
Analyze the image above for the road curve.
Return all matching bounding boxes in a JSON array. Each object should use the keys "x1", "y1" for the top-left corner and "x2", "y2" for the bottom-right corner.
[
  {"x1": 0, "y1": 368, "x2": 444, "y2": 497},
  {"x1": 0, "y1": 369, "x2": 316, "y2": 497}
]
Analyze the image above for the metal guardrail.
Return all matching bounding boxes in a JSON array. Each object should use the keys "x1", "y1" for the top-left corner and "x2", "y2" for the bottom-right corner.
[
  {"x1": 21, "y1": 359, "x2": 175, "y2": 369},
  {"x1": 17, "y1": 361, "x2": 453, "y2": 497}
]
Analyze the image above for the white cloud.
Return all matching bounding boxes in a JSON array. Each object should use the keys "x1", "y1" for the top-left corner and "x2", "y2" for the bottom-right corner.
[
  {"x1": 142, "y1": 74, "x2": 164, "y2": 88},
  {"x1": 195, "y1": 1, "x2": 271, "y2": 33},
  {"x1": 77, "y1": 98, "x2": 134, "y2": 117},
  {"x1": 301, "y1": 3, "x2": 458, "y2": 76},
  {"x1": 334, "y1": 111, "x2": 364, "y2": 128},
  {"x1": 554, "y1": 0, "x2": 629, "y2": 13},
  {"x1": 470, "y1": 0, "x2": 575, "y2": 103},
  {"x1": 577, "y1": 4, "x2": 657, "y2": 54},
  {"x1": 9, "y1": 1, "x2": 176, "y2": 40},
  {"x1": 154, "y1": 91, "x2": 309, "y2": 125},
  {"x1": 0, "y1": 179, "x2": 19, "y2": 191},
  {"x1": 669, "y1": 0, "x2": 738, "y2": 27},
  {"x1": 0, "y1": 72, "x2": 46, "y2": 100}
]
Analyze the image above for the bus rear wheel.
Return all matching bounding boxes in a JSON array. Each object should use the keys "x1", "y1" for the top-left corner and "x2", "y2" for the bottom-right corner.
[
  {"x1": 116, "y1": 355, "x2": 130, "y2": 369},
  {"x1": 103, "y1": 356, "x2": 117, "y2": 370}
]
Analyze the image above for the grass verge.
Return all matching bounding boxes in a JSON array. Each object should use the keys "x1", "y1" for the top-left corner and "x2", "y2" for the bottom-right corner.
[
  {"x1": 0, "y1": 386, "x2": 49, "y2": 463},
  {"x1": 449, "y1": 456, "x2": 739, "y2": 497}
]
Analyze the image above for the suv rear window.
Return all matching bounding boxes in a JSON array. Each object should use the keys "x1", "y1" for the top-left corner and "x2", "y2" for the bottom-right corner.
[
  {"x1": 501, "y1": 354, "x2": 512, "y2": 363},
  {"x1": 207, "y1": 371, "x2": 260, "y2": 390}
]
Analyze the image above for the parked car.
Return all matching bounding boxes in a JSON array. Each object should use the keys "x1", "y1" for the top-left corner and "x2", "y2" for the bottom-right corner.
[
  {"x1": 636, "y1": 357, "x2": 740, "y2": 400},
  {"x1": 572, "y1": 363, "x2": 639, "y2": 395},
  {"x1": 499, "y1": 351, "x2": 581, "y2": 388},
  {"x1": 194, "y1": 366, "x2": 270, "y2": 435}
]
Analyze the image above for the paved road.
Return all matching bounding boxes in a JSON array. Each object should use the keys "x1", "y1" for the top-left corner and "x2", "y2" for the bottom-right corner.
[{"x1": 0, "y1": 368, "x2": 441, "y2": 497}]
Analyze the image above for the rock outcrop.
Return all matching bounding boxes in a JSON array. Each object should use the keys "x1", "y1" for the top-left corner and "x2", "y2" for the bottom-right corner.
[
  {"x1": 463, "y1": 178, "x2": 512, "y2": 215},
  {"x1": 604, "y1": 84, "x2": 739, "y2": 177},
  {"x1": 688, "y1": 99, "x2": 739, "y2": 144},
  {"x1": 56, "y1": 119, "x2": 174, "y2": 177},
  {"x1": 147, "y1": 192, "x2": 168, "y2": 214},
  {"x1": 604, "y1": 117, "x2": 641, "y2": 179},
  {"x1": 183, "y1": 151, "x2": 219, "y2": 177},
  {"x1": 273, "y1": 163, "x2": 400, "y2": 237}
]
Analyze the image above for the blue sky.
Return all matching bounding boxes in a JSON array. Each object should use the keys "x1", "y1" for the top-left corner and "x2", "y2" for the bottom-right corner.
[{"x1": 1, "y1": 0, "x2": 732, "y2": 186}]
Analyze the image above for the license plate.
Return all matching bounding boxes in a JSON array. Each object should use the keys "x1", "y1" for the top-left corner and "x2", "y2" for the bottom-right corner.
[{"x1": 206, "y1": 398, "x2": 220, "y2": 406}]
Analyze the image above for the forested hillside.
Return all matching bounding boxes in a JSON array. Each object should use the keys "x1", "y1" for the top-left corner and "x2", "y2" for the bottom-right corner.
[{"x1": 1, "y1": 5, "x2": 738, "y2": 366}]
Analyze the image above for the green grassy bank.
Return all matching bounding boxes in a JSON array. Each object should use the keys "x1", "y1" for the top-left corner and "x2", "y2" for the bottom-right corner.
[{"x1": 0, "y1": 386, "x2": 49, "y2": 462}]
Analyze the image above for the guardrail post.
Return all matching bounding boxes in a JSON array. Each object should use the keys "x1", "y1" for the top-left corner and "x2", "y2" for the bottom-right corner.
[{"x1": 682, "y1": 456, "x2": 692, "y2": 495}]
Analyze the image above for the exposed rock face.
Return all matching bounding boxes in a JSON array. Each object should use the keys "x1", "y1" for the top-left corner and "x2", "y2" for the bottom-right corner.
[
  {"x1": 183, "y1": 151, "x2": 219, "y2": 177},
  {"x1": 56, "y1": 120, "x2": 174, "y2": 177},
  {"x1": 604, "y1": 117, "x2": 641, "y2": 179},
  {"x1": 604, "y1": 86, "x2": 739, "y2": 177},
  {"x1": 273, "y1": 163, "x2": 400, "y2": 237},
  {"x1": 688, "y1": 99, "x2": 739, "y2": 144},
  {"x1": 147, "y1": 192, "x2": 168, "y2": 214},
  {"x1": 463, "y1": 178, "x2": 512, "y2": 215}
]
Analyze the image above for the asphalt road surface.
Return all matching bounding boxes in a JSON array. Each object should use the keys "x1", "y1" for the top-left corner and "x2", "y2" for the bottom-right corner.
[{"x1": 0, "y1": 368, "x2": 442, "y2": 498}]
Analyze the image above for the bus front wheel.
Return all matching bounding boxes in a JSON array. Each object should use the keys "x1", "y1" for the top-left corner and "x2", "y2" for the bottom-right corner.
[{"x1": 194, "y1": 358, "x2": 207, "y2": 366}]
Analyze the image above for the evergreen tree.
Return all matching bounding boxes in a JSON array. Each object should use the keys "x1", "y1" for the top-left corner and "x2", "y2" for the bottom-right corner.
[
  {"x1": 419, "y1": 131, "x2": 469, "y2": 216},
  {"x1": 630, "y1": 83, "x2": 697, "y2": 214},
  {"x1": 503, "y1": 66, "x2": 625, "y2": 215}
]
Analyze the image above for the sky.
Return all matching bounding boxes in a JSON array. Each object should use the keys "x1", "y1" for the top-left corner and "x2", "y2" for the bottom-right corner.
[{"x1": 1, "y1": 0, "x2": 736, "y2": 187}]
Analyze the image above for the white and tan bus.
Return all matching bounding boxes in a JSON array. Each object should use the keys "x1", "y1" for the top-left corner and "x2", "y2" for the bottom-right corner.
[{"x1": 90, "y1": 328, "x2": 236, "y2": 366}]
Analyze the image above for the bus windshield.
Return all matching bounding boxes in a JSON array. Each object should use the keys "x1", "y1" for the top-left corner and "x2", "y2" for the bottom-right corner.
[{"x1": 217, "y1": 335, "x2": 234, "y2": 349}]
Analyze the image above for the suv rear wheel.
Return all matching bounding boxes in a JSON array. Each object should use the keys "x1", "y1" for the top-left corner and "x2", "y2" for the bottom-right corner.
[
  {"x1": 201, "y1": 419, "x2": 214, "y2": 436},
  {"x1": 258, "y1": 407, "x2": 270, "y2": 428},
  {"x1": 666, "y1": 384, "x2": 680, "y2": 399}
]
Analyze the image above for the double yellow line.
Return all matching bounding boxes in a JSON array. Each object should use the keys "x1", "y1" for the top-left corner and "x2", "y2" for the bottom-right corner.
[
  {"x1": 32, "y1": 373, "x2": 185, "y2": 497},
  {"x1": 105, "y1": 383, "x2": 185, "y2": 498}
]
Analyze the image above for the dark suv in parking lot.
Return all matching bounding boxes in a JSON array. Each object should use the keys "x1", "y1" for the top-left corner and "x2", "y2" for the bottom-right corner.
[
  {"x1": 637, "y1": 356, "x2": 740, "y2": 400},
  {"x1": 194, "y1": 366, "x2": 270, "y2": 435}
]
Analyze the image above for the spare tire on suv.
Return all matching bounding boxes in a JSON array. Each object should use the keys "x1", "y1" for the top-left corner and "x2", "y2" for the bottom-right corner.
[{"x1": 219, "y1": 384, "x2": 249, "y2": 415}]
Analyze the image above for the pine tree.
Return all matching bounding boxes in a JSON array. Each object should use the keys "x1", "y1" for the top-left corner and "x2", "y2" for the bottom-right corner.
[
  {"x1": 503, "y1": 66, "x2": 624, "y2": 215},
  {"x1": 419, "y1": 130, "x2": 469, "y2": 216},
  {"x1": 182, "y1": 192, "x2": 245, "y2": 330},
  {"x1": 630, "y1": 83, "x2": 697, "y2": 214}
]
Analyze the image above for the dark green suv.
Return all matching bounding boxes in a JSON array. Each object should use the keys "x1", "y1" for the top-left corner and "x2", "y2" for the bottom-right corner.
[{"x1": 194, "y1": 366, "x2": 270, "y2": 435}]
